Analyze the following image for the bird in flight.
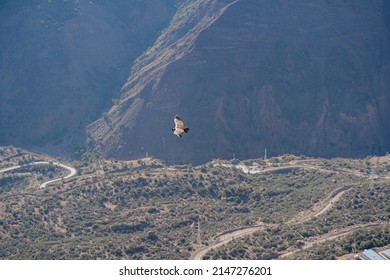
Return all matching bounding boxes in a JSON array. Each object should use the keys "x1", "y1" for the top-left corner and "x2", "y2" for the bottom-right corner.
[{"x1": 172, "y1": 115, "x2": 189, "y2": 137}]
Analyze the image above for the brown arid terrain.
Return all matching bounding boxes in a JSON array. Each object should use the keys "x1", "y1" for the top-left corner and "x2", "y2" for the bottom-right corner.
[
  {"x1": 190, "y1": 161, "x2": 390, "y2": 259},
  {"x1": 1, "y1": 1, "x2": 389, "y2": 262},
  {"x1": 1, "y1": 146, "x2": 389, "y2": 259}
]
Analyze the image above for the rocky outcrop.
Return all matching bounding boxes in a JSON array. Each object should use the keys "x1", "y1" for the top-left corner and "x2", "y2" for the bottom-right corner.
[{"x1": 88, "y1": 0, "x2": 390, "y2": 163}]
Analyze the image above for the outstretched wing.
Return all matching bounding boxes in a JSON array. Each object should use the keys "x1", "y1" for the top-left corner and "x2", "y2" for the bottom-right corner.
[{"x1": 174, "y1": 115, "x2": 185, "y2": 129}]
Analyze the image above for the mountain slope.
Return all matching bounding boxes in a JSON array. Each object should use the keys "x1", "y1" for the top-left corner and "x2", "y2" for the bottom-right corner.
[
  {"x1": 1, "y1": 147, "x2": 389, "y2": 259},
  {"x1": 0, "y1": 0, "x2": 184, "y2": 155},
  {"x1": 87, "y1": 0, "x2": 390, "y2": 164}
]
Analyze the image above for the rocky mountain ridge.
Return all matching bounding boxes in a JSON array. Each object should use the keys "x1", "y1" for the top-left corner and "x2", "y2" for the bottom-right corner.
[{"x1": 88, "y1": 0, "x2": 390, "y2": 164}]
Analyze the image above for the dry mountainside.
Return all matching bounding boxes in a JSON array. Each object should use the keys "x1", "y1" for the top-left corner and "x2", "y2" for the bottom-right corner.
[{"x1": 1, "y1": 146, "x2": 389, "y2": 260}]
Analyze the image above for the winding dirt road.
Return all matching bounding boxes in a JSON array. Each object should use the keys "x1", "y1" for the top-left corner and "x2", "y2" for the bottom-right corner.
[
  {"x1": 0, "y1": 161, "x2": 77, "y2": 188},
  {"x1": 278, "y1": 222, "x2": 389, "y2": 259},
  {"x1": 190, "y1": 163, "x2": 375, "y2": 260},
  {"x1": 190, "y1": 183, "x2": 353, "y2": 260}
]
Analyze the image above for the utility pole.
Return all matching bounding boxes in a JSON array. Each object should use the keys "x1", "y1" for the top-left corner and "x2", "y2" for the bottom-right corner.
[{"x1": 264, "y1": 148, "x2": 267, "y2": 160}]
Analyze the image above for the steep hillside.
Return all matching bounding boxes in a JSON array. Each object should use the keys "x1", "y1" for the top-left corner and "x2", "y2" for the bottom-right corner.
[
  {"x1": 88, "y1": 0, "x2": 390, "y2": 164},
  {"x1": 1, "y1": 146, "x2": 389, "y2": 259},
  {"x1": 0, "y1": 0, "x2": 184, "y2": 155}
]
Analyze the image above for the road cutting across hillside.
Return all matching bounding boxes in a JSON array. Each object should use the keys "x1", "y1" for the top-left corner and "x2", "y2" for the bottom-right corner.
[
  {"x1": 0, "y1": 161, "x2": 77, "y2": 188},
  {"x1": 189, "y1": 162, "x2": 382, "y2": 260}
]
